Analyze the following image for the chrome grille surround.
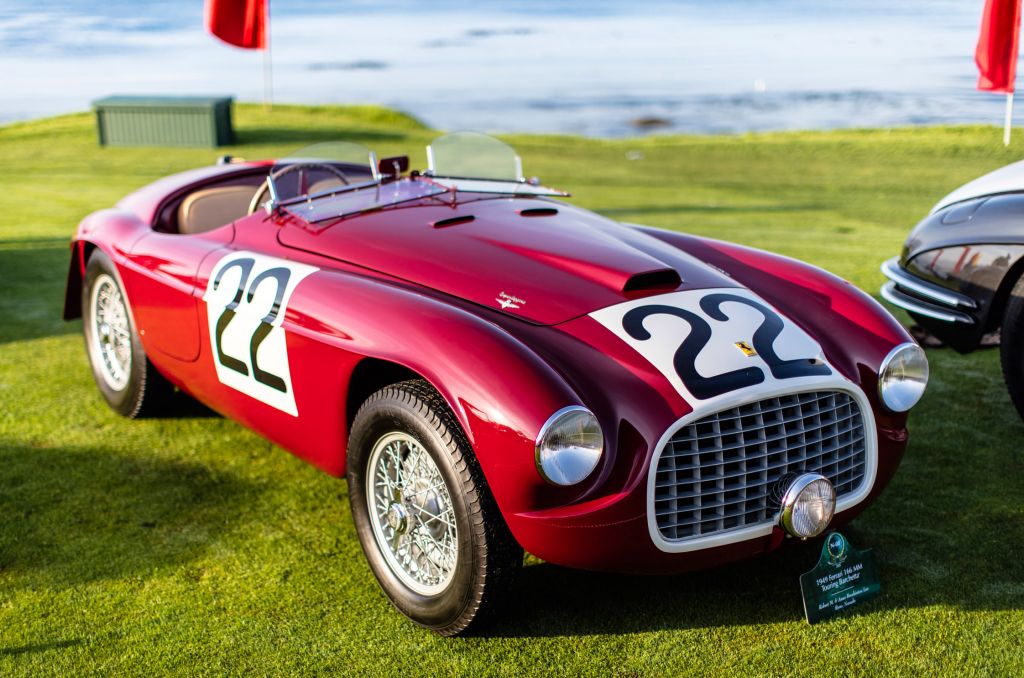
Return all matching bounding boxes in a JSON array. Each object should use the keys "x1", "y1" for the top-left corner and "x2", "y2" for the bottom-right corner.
[{"x1": 646, "y1": 385, "x2": 877, "y2": 553}]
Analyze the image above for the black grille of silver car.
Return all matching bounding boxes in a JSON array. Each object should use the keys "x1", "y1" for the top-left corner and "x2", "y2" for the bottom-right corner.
[{"x1": 653, "y1": 391, "x2": 867, "y2": 542}]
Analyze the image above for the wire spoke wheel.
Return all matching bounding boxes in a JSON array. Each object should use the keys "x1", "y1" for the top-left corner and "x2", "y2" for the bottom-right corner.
[
  {"x1": 348, "y1": 380, "x2": 522, "y2": 634},
  {"x1": 81, "y1": 250, "x2": 176, "y2": 418},
  {"x1": 367, "y1": 431, "x2": 459, "y2": 595},
  {"x1": 89, "y1": 273, "x2": 132, "y2": 391}
]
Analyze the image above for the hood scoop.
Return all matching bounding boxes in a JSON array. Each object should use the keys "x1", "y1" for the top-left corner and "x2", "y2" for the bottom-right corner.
[{"x1": 623, "y1": 268, "x2": 682, "y2": 294}]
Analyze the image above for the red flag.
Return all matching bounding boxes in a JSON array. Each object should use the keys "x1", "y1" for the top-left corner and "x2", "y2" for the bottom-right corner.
[
  {"x1": 205, "y1": 0, "x2": 267, "y2": 50},
  {"x1": 977, "y1": 0, "x2": 1022, "y2": 93}
]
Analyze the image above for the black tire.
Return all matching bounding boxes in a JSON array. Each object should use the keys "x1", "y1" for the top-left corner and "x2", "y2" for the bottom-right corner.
[
  {"x1": 1001, "y1": 274, "x2": 1024, "y2": 421},
  {"x1": 81, "y1": 249, "x2": 174, "y2": 418},
  {"x1": 346, "y1": 380, "x2": 522, "y2": 636}
]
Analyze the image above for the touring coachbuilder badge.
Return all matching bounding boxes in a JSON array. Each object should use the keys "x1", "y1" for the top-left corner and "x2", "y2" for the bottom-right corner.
[
  {"x1": 496, "y1": 291, "x2": 525, "y2": 310},
  {"x1": 799, "y1": 532, "x2": 881, "y2": 624}
]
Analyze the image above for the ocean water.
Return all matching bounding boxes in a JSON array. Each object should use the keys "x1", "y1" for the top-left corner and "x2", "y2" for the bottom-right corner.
[{"x1": 0, "y1": 0, "x2": 1008, "y2": 136}]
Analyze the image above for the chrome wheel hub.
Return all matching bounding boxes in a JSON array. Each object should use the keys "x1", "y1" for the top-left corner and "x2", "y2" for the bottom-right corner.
[
  {"x1": 386, "y1": 502, "x2": 409, "y2": 534},
  {"x1": 367, "y1": 432, "x2": 458, "y2": 595},
  {"x1": 89, "y1": 274, "x2": 131, "y2": 391}
]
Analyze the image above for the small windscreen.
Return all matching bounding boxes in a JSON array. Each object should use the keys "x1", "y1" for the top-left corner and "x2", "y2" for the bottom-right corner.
[
  {"x1": 283, "y1": 180, "x2": 447, "y2": 223},
  {"x1": 270, "y1": 142, "x2": 376, "y2": 203},
  {"x1": 427, "y1": 132, "x2": 522, "y2": 181},
  {"x1": 281, "y1": 141, "x2": 375, "y2": 166}
]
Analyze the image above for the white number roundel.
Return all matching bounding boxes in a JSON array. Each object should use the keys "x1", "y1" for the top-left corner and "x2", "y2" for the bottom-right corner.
[
  {"x1": 203, "y1": 251, "x2": 317, "y2": 416},
  {"x1": 591, "y1": 288, "x2": 832, "y2": 406}
]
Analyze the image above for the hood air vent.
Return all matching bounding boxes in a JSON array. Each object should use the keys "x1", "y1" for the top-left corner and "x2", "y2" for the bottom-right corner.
[
  {"x1": 432, "y1": 215, "x2": 475, "y2": 229},
  {"x1": 519, "y1": 207, "x2": 559, "y2": 217},
  {"x1": 623, "y1": 268, "x2": 682, "y2": 293}
]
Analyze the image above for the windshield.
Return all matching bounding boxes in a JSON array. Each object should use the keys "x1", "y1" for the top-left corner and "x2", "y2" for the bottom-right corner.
[
  {"x1": 283, "y1": 180, "x2": 448, "y2": 224},
  {"x1": 426, "y1": 132, "x2": 522, "y2": 181},
  {"x1": 424, "y1": 132, "x2": 566, "y2": 196},
  {"x1": 269, "y1": 141, "x2": 377, "y2": 203},
  {"x1": 270, "y1": 134, "x2": 565, "y2": 223}
]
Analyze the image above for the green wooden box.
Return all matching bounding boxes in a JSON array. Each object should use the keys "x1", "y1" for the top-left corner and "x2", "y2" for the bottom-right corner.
[{"x1": 93, "y1": 96, "x2": 234, "y2": 148}]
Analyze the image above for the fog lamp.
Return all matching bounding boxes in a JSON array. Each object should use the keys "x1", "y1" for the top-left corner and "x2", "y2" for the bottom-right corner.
[
  {"x1": 535, "y1": 406, "x2": 604, "y2": 486},
  {"x1": 878, "y1": 342, "x2": 929, "y2": 412},
  {"x1": 780, "y1": 473, "x2": 836, "y2": 539}
]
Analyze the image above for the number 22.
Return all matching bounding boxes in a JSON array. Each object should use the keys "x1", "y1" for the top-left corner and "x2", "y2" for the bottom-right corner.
[
  {"x1": 622, "y1": 293, "x2": 830, "y2": 400},
  {"x1": 210, "y1": 257, "x2": 292, "y2": 393}
]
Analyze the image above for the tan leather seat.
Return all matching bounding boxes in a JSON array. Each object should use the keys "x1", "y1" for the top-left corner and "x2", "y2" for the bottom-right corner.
[{"x1": 177, "y1": 185, "x2": 257, "y2": 235}]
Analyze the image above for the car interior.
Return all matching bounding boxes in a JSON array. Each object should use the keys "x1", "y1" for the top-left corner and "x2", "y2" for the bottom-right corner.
[{"x1": 155, "y1": 164, "x2": 369, "y2": 236}]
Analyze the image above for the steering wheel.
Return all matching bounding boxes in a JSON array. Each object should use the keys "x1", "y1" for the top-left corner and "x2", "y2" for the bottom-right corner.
[{"x1": 248, "y1": 162, "x2": 351, "y2": 215}]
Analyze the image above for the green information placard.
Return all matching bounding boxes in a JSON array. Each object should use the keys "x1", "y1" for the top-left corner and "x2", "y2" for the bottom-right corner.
[{"x1": 799, "y1": 532, "x2": 880, "y2": 624}]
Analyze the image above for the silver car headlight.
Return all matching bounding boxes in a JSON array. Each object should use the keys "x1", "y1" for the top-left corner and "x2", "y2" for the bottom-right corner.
[
  {"x1": 535, "y1": 406, "x2": 604, "y2": 486},
  {"x1": 780, "y1": 473, "x2": 836, "y2": 539},
  {"x1": 878, "y1": 342, "x2": 929, "y2": 412}
]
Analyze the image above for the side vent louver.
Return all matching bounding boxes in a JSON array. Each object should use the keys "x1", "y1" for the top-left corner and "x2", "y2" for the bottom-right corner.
[{"x1": 623, "y1": 269, "x2": 682, "y2": 293}]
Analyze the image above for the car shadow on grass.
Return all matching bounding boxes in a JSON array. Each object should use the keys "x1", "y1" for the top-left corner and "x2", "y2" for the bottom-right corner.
[
  {"x1": 479, "y1": 537, "x2": 826, "y2": 637},
  {"x1": 480, "y1": 513, "x2": 1024, "y2": 638},
  {"x1": 0, "y1": 442, "x2": 252, "y2": 590},
  {"x1": 0, "y1": 639, "x2": 83, "y2": 657},
  {"x1": 0, "y1": 238, "x2": 76, "y2": 345}
]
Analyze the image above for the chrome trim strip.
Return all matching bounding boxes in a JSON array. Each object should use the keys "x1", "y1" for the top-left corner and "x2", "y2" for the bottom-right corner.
[
  {"x1": 880, "y1": 257, "x2": 976, "y2": 309},
  {"x1": 646, "y1": 379, "x2": 878, "y2": 554},
  {"x1": 880, "y1": 282, "x2": 975, "y2": 324}
]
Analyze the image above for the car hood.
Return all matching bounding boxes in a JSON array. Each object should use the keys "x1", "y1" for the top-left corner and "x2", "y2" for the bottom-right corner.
[
  {"x1": 931, "y1": 158, "x2": 1024, "y2": 214},
  {"x1": 278, "y1": 196, "x2": 738, "y2": 325}
]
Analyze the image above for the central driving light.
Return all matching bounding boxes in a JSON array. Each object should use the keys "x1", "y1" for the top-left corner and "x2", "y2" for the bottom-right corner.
[{"x1": 780, "y1": 473, "x2": 836, "y2": 539}]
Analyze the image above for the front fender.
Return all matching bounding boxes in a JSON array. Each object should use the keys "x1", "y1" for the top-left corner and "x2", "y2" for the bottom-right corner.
[
  {"x1": 63, "y1": 209, "x2": 152, "y2": 319},
  {"x1": 282, "y1": 269, "x2": 585, "y2": 529}
]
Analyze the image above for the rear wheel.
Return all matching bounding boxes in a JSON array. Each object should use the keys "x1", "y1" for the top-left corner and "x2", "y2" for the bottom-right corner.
[
  {"x1": 82, "y1": 250, "x2": 173, "y2": 418},
  {"x1": 1000, "y1": 274, "x2": 1024, "y2": 421},
  {"x1": 346, "y1": 380, "x2": 522, "y2": 636}
]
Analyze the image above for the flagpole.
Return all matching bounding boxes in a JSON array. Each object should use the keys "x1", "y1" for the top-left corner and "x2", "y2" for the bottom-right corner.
[
  {"x1": 1005, "y1": 92, "x2": 1014, "y2": 146},
  {"x1": 263, "y1": 0, "x2": 273, "y2": 110}
]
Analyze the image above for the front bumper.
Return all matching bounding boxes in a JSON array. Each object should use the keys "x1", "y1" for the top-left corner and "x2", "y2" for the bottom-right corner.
[{"x1": 879, "y1": 257, "x2": 976, "y2": 325}]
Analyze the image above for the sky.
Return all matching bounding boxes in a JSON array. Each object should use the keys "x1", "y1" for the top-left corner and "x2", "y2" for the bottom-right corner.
[{"x1": 0, "y1": 0, "x2": 1002, "y2": 135}]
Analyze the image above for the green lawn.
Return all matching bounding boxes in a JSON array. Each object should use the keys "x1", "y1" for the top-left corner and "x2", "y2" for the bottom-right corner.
[{"x1": 1, "y1": 106, "x2": 1022, "y2": 676}]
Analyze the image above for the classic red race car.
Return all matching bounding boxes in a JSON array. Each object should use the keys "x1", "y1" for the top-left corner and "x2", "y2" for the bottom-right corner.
[{"x1": 64, "y1": 133, "x2": 928, "y2": 635}]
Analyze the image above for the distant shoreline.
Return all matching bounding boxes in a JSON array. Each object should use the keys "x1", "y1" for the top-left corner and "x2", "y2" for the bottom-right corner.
[
  {"x1": 2, "y1": 104, "x2": 1016, "y2": 145},
  {"x1": 0, "y1": 0, "x2": 1005, "y2": 137}
]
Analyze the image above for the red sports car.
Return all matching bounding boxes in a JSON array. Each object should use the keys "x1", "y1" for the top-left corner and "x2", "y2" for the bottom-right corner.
[{"x1": 64, "y1": 133, "x2": 928, "y2": 634}]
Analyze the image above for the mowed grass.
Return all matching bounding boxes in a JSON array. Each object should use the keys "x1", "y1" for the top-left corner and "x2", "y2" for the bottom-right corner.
[{"x1": 1, "y1": 105, "x2": 1022, "y2": 676}]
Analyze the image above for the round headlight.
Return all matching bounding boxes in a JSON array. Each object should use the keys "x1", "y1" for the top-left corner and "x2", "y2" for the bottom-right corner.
[
  {"x1": 878, "y1": 342, "x2": 929, "y2": 412},
  {"x1": 780, "y1": 473, "x2": 836, "y2": 539},
  {"x1": 535, "y1": 406, "x2": 604, "y2": 486}
]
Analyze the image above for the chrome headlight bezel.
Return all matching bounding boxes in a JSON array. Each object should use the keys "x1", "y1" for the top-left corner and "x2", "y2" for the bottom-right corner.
[
  {"x1": 534, "y1": 406, "x2": 604, "y2": 486},
  {"x1": 877, "y1": 342, "x2": 929, "y2": 412},
  {"x1": 779, "y1": 472, "x2": 836, "y2": 539}
]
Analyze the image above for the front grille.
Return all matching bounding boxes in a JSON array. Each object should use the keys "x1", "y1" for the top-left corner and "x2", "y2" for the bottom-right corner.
[{"x1": 653, "y1": 391, "x2": 867, "y2": 542}]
